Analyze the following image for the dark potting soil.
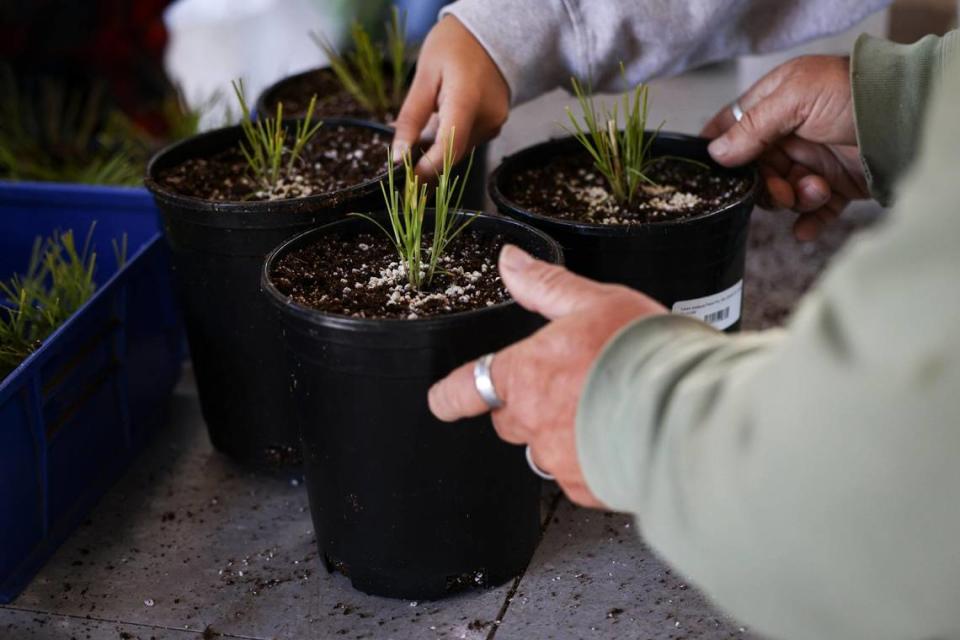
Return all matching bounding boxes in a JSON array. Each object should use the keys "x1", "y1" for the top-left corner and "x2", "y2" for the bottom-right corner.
[
  {"x1": 155, "y1": 125, "x2": 389, "y2": 202},
  {"x1": 271, "y1": 230, "x2": 510, "y2": 319},
  {"x1": 265, "y1": 67, "x2": 402, "y2": 122},
  {"x1": 502, "y1": 151, "x2": 751, "y2": 225}
]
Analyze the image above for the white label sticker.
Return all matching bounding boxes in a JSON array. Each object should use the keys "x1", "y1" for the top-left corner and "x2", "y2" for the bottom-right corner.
[{"x1": 671, "y1": 280, "x2": 742, "y2": 330}]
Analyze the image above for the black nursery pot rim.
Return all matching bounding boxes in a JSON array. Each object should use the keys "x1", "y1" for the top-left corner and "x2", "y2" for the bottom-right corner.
[
  {"x1": 144, "y1": 117, "x2": 395, "y2": 216},
  {"x1": 488, "y1": 131, "x2": 760, "y2": 237},
  {"x1": 255, "y1": 63, "x2": 415, "y2": 119},
  {"x1": 261, "y1": 210, "x2": 563, "y2": 332}
]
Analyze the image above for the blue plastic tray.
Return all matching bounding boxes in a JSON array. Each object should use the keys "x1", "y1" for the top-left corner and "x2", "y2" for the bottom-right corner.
[{"x1": 0, "y1": 181, "x2": 183, "y2": 603}]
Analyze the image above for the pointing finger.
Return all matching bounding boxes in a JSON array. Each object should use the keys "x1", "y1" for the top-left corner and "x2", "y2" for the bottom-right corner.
[
  {"x1": 428, "y1": 346, "x2": 517, "y2": 422},
  {"x1": 393, "y1": 67, "x2": 439, "y2": 162}
]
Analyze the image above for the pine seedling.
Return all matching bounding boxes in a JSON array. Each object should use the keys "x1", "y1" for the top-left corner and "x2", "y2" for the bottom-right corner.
[
  {"x1": 354, "y1": 130, "x2": 474, "y2": 290},
  {"x1": 0, "y1": 226, "x2": 100, "y2": 377},
  {"x1": 385, "y1": 7, "x2": 410, "y2": 109},
  {"x1": 564, "y1": 63, "x2": 698, "y2": 206},
  {"x1": 0, "y1": 249, "x2": 46, "y2": 374},
  {"x1": 564, "y1": 67, "x2": 709, "y2": 207},
  {"x1": 0, "y1": 67, "x2": 211, "y2": 186},
  {"x1": 0, "y1": 70, "x2": 143, "y2": 185},
  {"x1": 361, "y1": 147, "x2": 428, "y2": 289},
  {"x1": 232, "y1": 79, "x2": 323, "y2": 194},
  {"x1": 162, "y1": 86, "x2": 206, "y2": 142},
  {"x1": 311, "y1": 6, "x2": 410, "y2": 119}
]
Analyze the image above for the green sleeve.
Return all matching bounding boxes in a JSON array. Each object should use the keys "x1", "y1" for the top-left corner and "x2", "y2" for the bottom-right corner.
[
  {"x1": 851, "y1": 30, "x2": 959, "y2": 205},
  {"x1": 577, "y1": 59, "x2": 960, "y2": 640}
]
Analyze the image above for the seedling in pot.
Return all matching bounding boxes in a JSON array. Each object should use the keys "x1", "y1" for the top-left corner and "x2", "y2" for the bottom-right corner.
[
  {"x1": 231, "y1": 79, "x2": 323, "y2": 197},
  {"x1": 261, "y1": 144, "x2": 560, "y2": 599},
  {"x1": 354, "y1": 130, "x2": 474, "y2": 290},
  {"x1": 0, "y1": 224, "x2": 124, "y2": 378},
  {"x1": 311, "y1": 6, "x2": 410, "y2": 121},
  {"x1": 564, "y1": 65, "x2": 705, "y2": 207}
]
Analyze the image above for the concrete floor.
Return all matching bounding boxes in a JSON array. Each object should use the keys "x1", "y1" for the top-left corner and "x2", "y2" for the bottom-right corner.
[{"x1": 1, "y1": 41, "x2": 887, "y2": 640}]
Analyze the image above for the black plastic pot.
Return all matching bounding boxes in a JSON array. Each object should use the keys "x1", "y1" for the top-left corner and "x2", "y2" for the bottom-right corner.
[
  {"x1": 144, "y1": 118, "x2": 392, "y2": 467},
  {"x1": 257, "y1": 67, "x2": 488, "y2": 213},
  {"x1": 490, "y1": 133, "x2": 759, "y2": 331},
  {"x1": 256, "y1": 66, "x2": 387, "y2": 121},
  {"x1": 262, "y1": 211, "x2": 563, "y2": 600}
]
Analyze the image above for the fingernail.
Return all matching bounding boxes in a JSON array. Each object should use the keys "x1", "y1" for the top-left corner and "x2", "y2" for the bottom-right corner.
[
  {"x1": 391, "y1": 142, "x2": 409, "y2": 163},
  {"x1": 427, "y1": 383, "x2": 453, "y2": 422},
  {"x1": 708, "y1": 137, "x2": 729, "y2": 159},
  {"x1": 802, "y1": 183, "x2": 827, "y2": 203},
  {"x1": 500, "y1": 245, "x2": 534, "y2": 272}
]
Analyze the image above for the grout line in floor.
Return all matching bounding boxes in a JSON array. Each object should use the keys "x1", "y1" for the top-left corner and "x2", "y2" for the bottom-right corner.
[
  {"x1": 486, "y1": 490, "x2": 565, "y2": 640},
  {"x1": 0, "y1": 604, "x2": 263, "y2": 640}
]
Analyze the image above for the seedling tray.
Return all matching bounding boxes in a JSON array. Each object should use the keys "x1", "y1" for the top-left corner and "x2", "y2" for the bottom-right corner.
[{"x1": 0, "y1": 181, "x2": 183, "y2": 603}]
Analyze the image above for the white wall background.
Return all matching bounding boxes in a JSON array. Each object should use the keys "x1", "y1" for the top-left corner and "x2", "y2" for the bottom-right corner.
[{"x1": 164, "y1": 0, "x2": 344, "y2": 127}]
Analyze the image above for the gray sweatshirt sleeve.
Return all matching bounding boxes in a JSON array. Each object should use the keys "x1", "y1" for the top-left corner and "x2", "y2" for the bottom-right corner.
[
  {"x1": 441, "y1": 0, "x2": 891, "y2": 104},
  {"x1": 576, "y1": 60, "x2": 960, "y2": 640}
]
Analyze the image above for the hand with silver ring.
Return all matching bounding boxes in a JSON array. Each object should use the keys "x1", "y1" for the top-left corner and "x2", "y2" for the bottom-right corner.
[
  {"x1": 474, "y1": 353, "x2": 554, "y2": 481},
  {"x1": 429, "y1": 244, "x2": 665, "y2": 508},
  {"x1": 702, "y1": 55, "x2": 868, "y2": 241}
]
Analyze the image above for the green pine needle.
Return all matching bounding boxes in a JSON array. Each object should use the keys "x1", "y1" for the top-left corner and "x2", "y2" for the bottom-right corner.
[{"x1": 385, "y1": 6, "x2": 410, "y2": 109}]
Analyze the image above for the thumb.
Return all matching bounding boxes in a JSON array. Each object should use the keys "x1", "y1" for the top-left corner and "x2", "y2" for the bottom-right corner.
[
  {"x1": 392, "y1": 68, "x2": 438, "y2": 161},
  {"x1": 707, "y1": 95, "x2": 805, "y2": 167},
  {"x1": 499, "y1": 245, "x2": 611, "y2": 320}
]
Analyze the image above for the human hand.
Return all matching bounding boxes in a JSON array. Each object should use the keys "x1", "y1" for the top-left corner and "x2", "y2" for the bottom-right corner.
[
  {"x1": 428, "y1": 245, "x2": 666, "y2": 508},
  {"x1": 393, "y1": 15, "x2": 510, "y2": 178},
  {"x1": 701, "y1": 56, "x2": 869, "y2": 240}
]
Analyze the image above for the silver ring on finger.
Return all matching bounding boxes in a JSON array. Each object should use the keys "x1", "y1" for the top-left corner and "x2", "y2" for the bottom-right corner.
[
  {"x1": 525, "y1": 445, "x2": 555, "y2": 481},
  {"x1": 473, "y1": 353, "x2": 504, "y2": 410},
  {"x1": 731, "y1": 100, "x2": 745, "y2": 123}
]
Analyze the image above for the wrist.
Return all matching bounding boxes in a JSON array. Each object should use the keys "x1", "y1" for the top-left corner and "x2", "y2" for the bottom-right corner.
[{"x1": 439, "y1": 0, "x2": 568, "y2": 105}]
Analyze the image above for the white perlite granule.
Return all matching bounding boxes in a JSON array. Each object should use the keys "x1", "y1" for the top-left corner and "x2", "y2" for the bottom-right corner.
[
  {"x1": 649, "y1": 191, "x2": 702, "y2": 211},
  {"x1": 254, "y1": 173, "x2": 316, "y2": 201},
  {"x1": 575, "y1": 186, "x2": 619, "y2": 219}
]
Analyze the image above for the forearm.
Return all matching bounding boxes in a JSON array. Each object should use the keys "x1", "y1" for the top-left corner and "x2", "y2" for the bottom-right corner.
[
  {"x1": 852, "y1": 30, "x2": 959, "y2": 205},
  {"x1": 442, "y1": 0, "x2": 891, "y2": 104},
  {"x1": 578, "y1": 60, "x2": 960, "y2": 639}
]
